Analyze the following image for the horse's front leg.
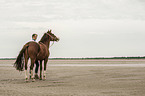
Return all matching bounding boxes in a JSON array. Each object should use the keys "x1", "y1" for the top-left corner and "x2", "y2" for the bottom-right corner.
[
  {"x1": 43, "y1": 58, "x2": 48, "y2": 80},
  {"x1": 39, "y1": 60, "x2": 42, "y2": 80},
  {"x1": 30, "y1": 59, "x2": 35, "y2": 82}
]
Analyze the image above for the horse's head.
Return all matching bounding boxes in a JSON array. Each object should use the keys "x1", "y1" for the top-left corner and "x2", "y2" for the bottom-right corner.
[{"x1": 46, "y1": 30, "x2": 59, "y2": 42}]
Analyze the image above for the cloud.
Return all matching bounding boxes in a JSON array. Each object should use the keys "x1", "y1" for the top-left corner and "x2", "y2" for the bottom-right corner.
[
  {"x1": 1, "y1": 0, "x2": 145, "y2": 57},
  {"x1": 1, "y1": 0, "x2": 145, "y2": 22}
]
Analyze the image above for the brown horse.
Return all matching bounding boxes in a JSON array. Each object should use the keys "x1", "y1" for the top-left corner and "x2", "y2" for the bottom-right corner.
[{"x1": 14, "y1": 30, "x2": 59, "y2": 81}]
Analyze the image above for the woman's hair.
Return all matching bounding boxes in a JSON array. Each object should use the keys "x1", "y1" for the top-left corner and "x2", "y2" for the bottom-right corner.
[{"x1": 32, "y1": 34, "x2": 37, "y2": 38}]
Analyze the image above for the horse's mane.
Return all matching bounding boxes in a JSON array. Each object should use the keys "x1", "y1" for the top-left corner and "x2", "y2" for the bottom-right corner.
[{"x1": 39, "y1": 33, "x2": 48, "y2": 43}]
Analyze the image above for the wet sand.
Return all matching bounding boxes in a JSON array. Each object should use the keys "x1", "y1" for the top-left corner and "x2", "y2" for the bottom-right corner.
[{"x1": 0, "y1": 59, "x2": 145, "y2": 96}]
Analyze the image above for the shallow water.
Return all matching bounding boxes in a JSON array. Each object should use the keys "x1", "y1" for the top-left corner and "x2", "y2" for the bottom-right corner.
[
  {"x1": 48, "y1": 64, "x2": 145, "y2": 67},
  {"x1": 1, "y1": 59, "x2": 145, "y2": 67},
  {"x1": 1, "y1": 63, "x2": 145, "y2": 67}
]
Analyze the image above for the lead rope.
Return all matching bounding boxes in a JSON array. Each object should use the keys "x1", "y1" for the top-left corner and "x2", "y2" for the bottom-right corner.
[{"x1": 50, "y1": 41, "x2": 54, "y2": 48}]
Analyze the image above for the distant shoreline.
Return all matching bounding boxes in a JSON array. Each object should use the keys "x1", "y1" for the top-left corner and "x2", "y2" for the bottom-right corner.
[{"x1": 0, "y1": 56, "x2": 145, "y2": 60}]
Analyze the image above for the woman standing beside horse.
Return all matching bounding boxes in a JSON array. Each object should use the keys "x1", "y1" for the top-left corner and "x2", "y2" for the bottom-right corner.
[{"x1": 14, "y1": 30, "x2": 59, "y2": 82}]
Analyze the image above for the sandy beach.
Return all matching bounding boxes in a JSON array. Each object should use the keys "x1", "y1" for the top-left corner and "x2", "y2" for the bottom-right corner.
[{"x1": 0, "y1": 59, "x2": 145, "y2": 96}]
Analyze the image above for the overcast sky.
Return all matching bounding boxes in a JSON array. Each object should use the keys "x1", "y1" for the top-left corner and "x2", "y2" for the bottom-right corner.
[{"x1": 0, "y1": 0, "x2": 145, "y2": 58}]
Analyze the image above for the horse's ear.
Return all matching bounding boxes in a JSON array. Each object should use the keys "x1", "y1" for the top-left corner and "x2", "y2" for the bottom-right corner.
[
  {"x1": 50, "y1": 29, "x2": 52, "y2": 32},
  {"x1": 47, "y1": 29, "x2": 49, "y2": 33}
]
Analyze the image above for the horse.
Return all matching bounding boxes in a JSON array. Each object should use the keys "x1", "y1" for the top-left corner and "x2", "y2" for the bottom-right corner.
[{"x1": 14, "y1": 30, "x2": 59, "y2": 82}]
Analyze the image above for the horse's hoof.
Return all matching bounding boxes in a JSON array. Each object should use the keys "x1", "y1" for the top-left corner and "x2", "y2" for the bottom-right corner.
[
  {"x1": 32, "y1": 79, "x2": 35, "y2": 82},
  {"x1": 25, "y1": 80, "x2": 29, "y2": 83},
  {"x1": 35, "y1": 74, "x2": 39, "y2": 79},
  {"x1": 39, "y1": 77, "x2": 42, "y2": 80},
  {"x1": 31, "y1": 77, "x2": 35, "y2": 82},
  {"x1": 25, "y1": 78, "x2": 29, "y2": 82},
  {"x1": 43, "y1": 76, "x2": 46, "y2": 81}
]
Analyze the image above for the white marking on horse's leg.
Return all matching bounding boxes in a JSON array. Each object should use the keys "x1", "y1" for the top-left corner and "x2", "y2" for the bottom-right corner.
[
  {"x1": 25, "y1": 70, "x2": 29, "y2": 82},
  {"x1": 25, "y1": 70, "x2": 28, "y2": 79},
  {"x1": 43, "y1": 71, "x2": 46, "y2": 80},
  {"x1": 31, "y1": 70, "x2": 34, "y2": 79},
  {"x1": 31, "y1": 70, "x2": 35, "y2": 82}
]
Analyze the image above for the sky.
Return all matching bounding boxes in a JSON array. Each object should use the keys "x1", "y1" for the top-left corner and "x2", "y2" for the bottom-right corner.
[{"x1": 0, "y1": 0, "x2": 145, "y2": 58}]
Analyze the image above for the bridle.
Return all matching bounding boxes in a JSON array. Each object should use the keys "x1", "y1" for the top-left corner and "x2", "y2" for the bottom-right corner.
[
  {"x1": 45, "y1": 32, "x2": 55, "y2": 47},
  {"x1": 45, "y1": 32, "x2": 54, "y2": 40}
]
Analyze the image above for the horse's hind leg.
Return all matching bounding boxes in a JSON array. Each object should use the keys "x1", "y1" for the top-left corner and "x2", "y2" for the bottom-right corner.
[
  {"x1": 30, "y1": 58, "x2": 35, "y2": 82},
  {"x1": 24, "y1": 56, "x2": 29, "y2": 82},
  {"x1": 39, "y1": 60, "x2": 42, "y2": 80}
]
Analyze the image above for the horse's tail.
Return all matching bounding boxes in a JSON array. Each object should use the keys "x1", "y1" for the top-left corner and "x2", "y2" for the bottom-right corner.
[{"x1": 14, "y1": 45, "x2": 29, "y2": 71}]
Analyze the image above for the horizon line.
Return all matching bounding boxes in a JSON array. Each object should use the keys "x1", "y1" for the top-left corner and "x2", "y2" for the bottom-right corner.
[{"x1": 0, "y1": 56, "x2": 145, "y2": 60}]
